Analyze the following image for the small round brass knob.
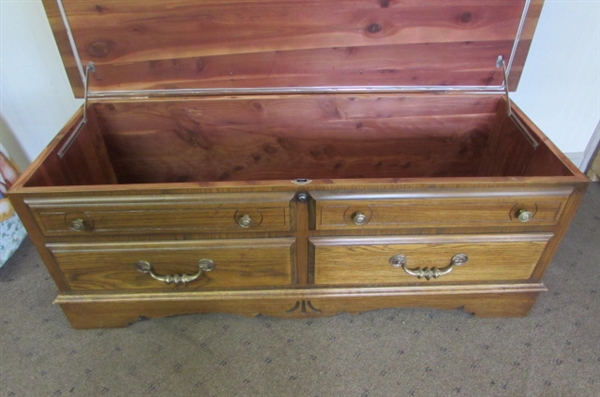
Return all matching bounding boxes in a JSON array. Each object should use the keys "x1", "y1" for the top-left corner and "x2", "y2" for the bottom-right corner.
[
  {"x1": 237, "y1": 214, "x2": 253, "y2": 228},
  {"x1": 390, "y1": 254, "x2": 407, "y2": 268},
  {"x1": 69, "y1": 218, "x2": 87, "y2": 232},
  {"x1": 352, "y1": 212, "x2": 368, "y2": 226},
  {"x1": 198, "y1": 259, "x2": 216, "y2": 272},
  {"x1": 517, "y1": 209, "x2": 534, "y2": 223},
  {"x1": 297, "y1": 193, "x2": 309, "y2": 203}
]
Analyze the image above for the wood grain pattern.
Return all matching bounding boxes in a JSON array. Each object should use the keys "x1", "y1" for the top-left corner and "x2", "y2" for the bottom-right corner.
[
  {"x1": 52, "y1": 0, "x2": 531, "y2": 94},
  {"x1": 530, "y1": 183, "x2": 588, "y2": 280},
  {"x1": 7, "y1": 192, "x2": 72, "y2": 291},
  {"x1": 49, "y1": 238, "x2": 295, "y2": 290},
  {"x1": 6, "y1": 0, "x2": 590, "y2": 330},
  {"x1": 510, "y1": 102, "x2": 583, "y2": 177},
  {"x1": 27, "y1": 192, "x2": 293, "y2": 236},
  {"x1": 478, "y1": 100, "x2": 574, "y2": 177},
  {"x1": 93, "y1": 94, "x2": 498, "y2": 183},
  {"x1": 478, "y1": 100, "x2": 532, "y2": 176},
  {"x1": 19, "y1": 94, "x2": 583, "y2": 189},
  {"x1": 54, "y1": 283, "x2": 547, "y2": 329},
  {"x1": 312, "y1": 234, "x2": 552, "y2": 285},
  {"x1": 312, "y1": 190, "x2": 569, "y2": 231},
  {"x1": 294, "y1": 193, "x2": 310, "y2": 285},
  {"x1": 23, "y1": 106, "x2": 118, "y2": 187}
]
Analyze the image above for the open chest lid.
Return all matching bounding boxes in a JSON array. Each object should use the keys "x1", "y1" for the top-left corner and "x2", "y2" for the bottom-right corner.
[{"x1": 44, "y1": 0, "x2": 542, "y2": 98}]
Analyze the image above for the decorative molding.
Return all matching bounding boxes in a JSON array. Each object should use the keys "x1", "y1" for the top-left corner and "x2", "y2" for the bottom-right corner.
[{"x1": 286, "y1": 300, "x2": 322, "y2": 314}]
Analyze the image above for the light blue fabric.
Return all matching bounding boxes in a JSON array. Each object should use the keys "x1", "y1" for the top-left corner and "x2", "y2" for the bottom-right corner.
[{"x1": 1, "y1": 211, "x2": 27, "y2": 267}]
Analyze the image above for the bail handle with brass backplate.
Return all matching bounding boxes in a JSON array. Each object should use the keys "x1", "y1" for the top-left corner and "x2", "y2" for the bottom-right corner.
[
  {"x1": 135, "y1": 259, "x2": 215, "y2": 285},
  {"x1": 389, "y1": 253, "x2": 468, "y2": 280}
]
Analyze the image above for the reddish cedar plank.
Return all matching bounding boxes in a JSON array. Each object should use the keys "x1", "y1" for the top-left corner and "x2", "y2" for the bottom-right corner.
[
  {"x1": 478, "y1": 100, "x2": 572, "y2": 177},
  {"x1": 89, "y1": 41, "x2": 512, "y2": 91},
  {"x1": 93, "y1": 94, "x2": 500, "y2": 133},
  {"x1": 25, "y1": 110, "x2": 117, "y2": 187},
  {"x1": 93, "y1": 95, "x2": 498, "y2": 183},
  {"x1": 54, "y1": 0, "x2": 527, "y2": 93}
]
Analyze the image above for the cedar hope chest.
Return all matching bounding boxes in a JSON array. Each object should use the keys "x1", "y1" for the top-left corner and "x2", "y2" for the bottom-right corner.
[{"x1": 9, "y1": 0, "x2": 589, "y2": 329}]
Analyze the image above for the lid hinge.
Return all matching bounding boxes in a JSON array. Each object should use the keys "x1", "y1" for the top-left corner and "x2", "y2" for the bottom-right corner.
[
  {"x1": 496, "y1": 56, "x2": 539, "y2": 149},
  {"x1": 57, "y1": 62, "x2": 96, "y2": 158}
]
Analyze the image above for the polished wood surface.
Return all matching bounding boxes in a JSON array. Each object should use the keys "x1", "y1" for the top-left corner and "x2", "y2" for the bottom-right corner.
[
  {"x1": 47, "y1": 0, "x2": 534, "y2": 95},
  {"x1": 530, "y1": 184, "x2": 588, "y2": 281},
  {"x1": 55, "y1": 284, "x2": 547, "y2": 329},
  {"x1": 9, "y1": 0, "x2": 590, "y2": 328},
  {"x1": 479, "y1": 100, "x2": 573, "y2": 177},
  {"x1": 16, "y1": 94, "x2": 578, "y2": 188},
  {"x1": 23, "y1": 107, "x2": 117, "y2": 187},
  {"x1": 49, "y1": 238, "x2": 295, "y2": 290},
  {"x1": 312, "y1": 234, "x2": 551, "y2": 285},
  {"x1": 93, "y1": 94, "x2": 498, "y2": 183},
  {"x1": 312, "y1": 189, "x2": 569, "y2": 231},
  {"x1": 20, "y1": 95, "x2": 583, "y2": 188},
  {"x1": 9, "y1": 90, "x2": 587, "y2": 327},
  {"x1": 294, "y1": 193, "x2": 310, "y2": 286},
  {"x1": 27, "y1": 192, "x2": 293, "y2": 236}
]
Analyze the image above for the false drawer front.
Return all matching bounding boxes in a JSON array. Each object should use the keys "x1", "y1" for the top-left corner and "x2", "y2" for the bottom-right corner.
[
  {"x1": 311, "y1": 189, "x2": 571, "y2": 231},
  {"x1": 47, "y1": 238, "x2": 295, "y2": 291},
  {"x1": 27, "y1": 192, "x2": 294, "y2": 236},
  {"x1": 311, "y1": 234, "x2": 552, "y2": 285}
]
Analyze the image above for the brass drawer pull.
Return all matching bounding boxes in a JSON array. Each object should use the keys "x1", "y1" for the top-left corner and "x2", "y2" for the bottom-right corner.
[
  {"x1": 69, "y1": 218, "x2": 89, "y2": 232},
  {"x1": 237, "y1": 214, "x2": 253, "y2": 228},
  {"x1": 135, "y1": 259, "x2": 215, "y2": 285},
  {"x1": 517, "y1": 209, "x2": 534, "y2": 222},
  {"x1": 352, "y1": 212, "x2": 368, "y2": 225},
  {"x1": 389, "y1": 253, "x2": 468, "y2": 280}
]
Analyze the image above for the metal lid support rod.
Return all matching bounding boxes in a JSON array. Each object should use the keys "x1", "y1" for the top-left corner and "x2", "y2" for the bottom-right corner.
[
  {"x1": 496, "y1": 56, "x2": 539, "y2": 149},
  {"x1": 57, "y1": 62, "x2": 96, "y2": 158}
]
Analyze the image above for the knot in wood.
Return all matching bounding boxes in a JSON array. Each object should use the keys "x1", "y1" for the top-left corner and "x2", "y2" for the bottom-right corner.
[
  {"x1": 367, "y1": 23, "x2": 382, "y2": 34},
  {"x1": 460, "y1": 12, "x2": 473, "y2": 23},
  {"x1": 87, "y1": 40, "x2": 115, "y2": 58}
]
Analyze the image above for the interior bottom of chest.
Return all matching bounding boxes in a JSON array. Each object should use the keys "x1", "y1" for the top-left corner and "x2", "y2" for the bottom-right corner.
[{"x1": 25, "y1": 93, "x2": 575, "y2": 188}]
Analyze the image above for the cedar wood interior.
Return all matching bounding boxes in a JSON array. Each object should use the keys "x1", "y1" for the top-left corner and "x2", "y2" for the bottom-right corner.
[{"x1": 24, "y1": 94, "x2": 574, "y2": 188}]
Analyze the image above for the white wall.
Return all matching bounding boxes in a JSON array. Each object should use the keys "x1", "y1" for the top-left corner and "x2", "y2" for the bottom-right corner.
[
  {"x1": 1, "y1": 0, "x2": 599, "y2": 170},
  {"x1": 0, "y1": 0, "x2": 82, "y2": 168},
  {"x1": 512, "y1": 0, "x2": 600, "y2": 168}
]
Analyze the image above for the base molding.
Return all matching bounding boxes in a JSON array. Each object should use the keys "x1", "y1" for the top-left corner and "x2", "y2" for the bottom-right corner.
[{"x1": 55, "y1": 283, "x2": 547, "y2": 329}]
